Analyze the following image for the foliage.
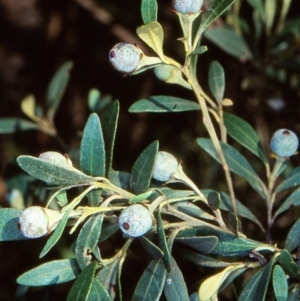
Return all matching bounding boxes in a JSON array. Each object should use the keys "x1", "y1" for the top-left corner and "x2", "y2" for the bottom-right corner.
[{"x1": 1, "y1": 0, "x2": 300, "y2": 300}]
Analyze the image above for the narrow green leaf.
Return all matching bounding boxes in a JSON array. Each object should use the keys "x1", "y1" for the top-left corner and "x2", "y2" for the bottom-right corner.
[
  {"x1": 207, "y1": 190, "x2": 221, "y2": 210},
  {"x1": 88, "y1": 278, "x2": 112, "y2": 301},
  {"x1": 285, "y1": 218, "x2": 300, "y2": 252},
  {"x1": 98, "y1": 222, "x2": 119, "y2": 243},
  {"x1": 139, "y1": 236, "x2": 164, "y2": 259},
  {"x1": 191, "y1": 45, "x2": 208, "y2": 56},
  {"x1": 273, "y1": 265, "x2": 288, "y2": 301},
  {"x1": 17, "y1": 259, "x2": 80, "y2": 286},
  {"x1": 129, "y1": 190, "x2": 154, "y2": 204},
  {"x1": 178, "y1": 227, "x2": 269, "y2": 257},
  {"x1": 175, "y1": 236, "x2": 218, "y2": 254},
  {"x1": 157, "y1": 206, "x2": 172, "y2": 272},
  {"x1": 274, "y1": 187, "x2": 300, "y2": 220},
  {"x1": 47, "y1": 61, "x2": 73, "y2": 121},
  {"x1": 279, "y1": 250, "x2": 300, "y2": 280},
  {"x1": 130, "y1": 141, "x2": 158, "y2": 194},
  {"x1": 87, "y1": 189, "x2": 102, "y2": 207},
  {"x1": 136, "y1": 22, "x2": 165, "y2": 62},
  {"x1": 17, "y1": 156, "x2": 94, "y2": 186},
  {"x1": 132, "y1": 259, "x2": 167, "y2": 301},
  {"x1": 129, "y1": 96, "x2": 200, "y2": 113},
  {"x1": 275, "y1": 166, "x2": 300, "y2": 193},
  {"x1": 39, "y1": 208, "x2": 72, "y2": 258},
  {"x1": 238, "y1": 257, "x2": 277, "y2": 301},
  {"x1": 141, "y1": 0, "x2": 157, "y2": 24},
  {"x1": 246, "y1": 0, "x2": 265, "y2": 21},
  {"x1": 96, "y1": 259, "x2": 120, "y2": 300},
  {"x1": 164, "y1": 257, "x2": 189, "y2": 301},
  {"x1": 265, "y1": 0, "x2": 276, "y2": 34},
  {"x1": 197, "y1": 138, "x2": 265, "y2": 196},
  {"x1": 224, "y1": 113, "x2": 268, "y2": 164},
  {"x1": 172, "y1": 201, "x2": 215, "y2": 221},
  {"x1": 102, "y1": 100, "x2": 120, "y2": 175},
  {"x1": 198, "y1": 0, "x2": 236, "y2": 36},
  {"x1": 204, "y1": 27, "x2": 253, "y2": 59},
  {"x1": 80, "y1": 113, "x2": 105, "y2": 177},
  {"x1": 208, "y1": 61, "x2": 225, "y2": 104},
  {"x1": 199, "y1": 266, "x2": 236, "y2": 300},
  {"x1": 67, "y1": 261, "x2": 97, "y2": 301},
  {"x1": 214, "y1": 197, "x2": 245, "y2": 232},
  {"x1": 76, "y1": 213, "x2": 104, "y2": 270},
  {"x1": 0, "y1": 208, "x2": 27, "y2": 241},
  {"x1": 183, "y1": 250, "x2": 233, "y2": 268},
  {"x1": 56, "y1": 191, "x2": 68, "y2": 207},
  {"x1": 0, "y1": 118, "x2": 38, "y2": 133},
  {"x1": 219, "y1": 267, "x2": 248, "y2": 293},
  {"x1": 109, "y1": 169, "x2": 131, "y2": 191}
]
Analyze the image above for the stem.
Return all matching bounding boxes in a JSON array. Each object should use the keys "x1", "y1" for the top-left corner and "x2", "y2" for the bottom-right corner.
[
  {"x1": 266, "y1": 157, "x2": 285, "y2": 242},
  {"x1": 186, "y1": 77, "x2": 237, "y2": 215}
]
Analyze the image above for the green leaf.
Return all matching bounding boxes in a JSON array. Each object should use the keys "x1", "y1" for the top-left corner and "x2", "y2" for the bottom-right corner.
[
  {"x1": 197, "y1": 138, "x2": 265, "y2": 196},
  {"x1": 275, "y1": 166, "x2": 300, "y2": 193},
  {"x1": 228, "y1": 211, "x2": 239, "y2": 235},
  {"x1": 157, "y1": 206, "x2": 172, "y2": 272},
  {"x1": 279, "y1": 250, "x2": 300, "y2": 280},
  {"x1": 183, "y1": 250, "x2": 233, "y2": 268},
  {"x1": 178, "y1": 227, "x2": 269, "y2": 257},
  {"x1": 164, "y1": 257, "x2": 189, "y2": 301},
  {"x1": 17, "y1": 155, "x2": 94, "y2": 186},
  {"x1": 80, "y1": 113, "x2": 105, "y2": 177},
  {"x1": 224, "y1": 113, "x2": 268, "y2": 164},
  {"x1": 87, "y1": 189, "x2": 102, "y2": 207},
  {"x1": 109, "y1": 169, "x2": 131, "y2": 191},
  {"x1": 39, "y1": 208, "x2": 72, "y2": 258},
  {"x1": 0, "y1": 208, "x2": 27, "y2": 241},
  {"x1": 129, "y1": 95, "x2": 200, "y2": 113},
  {"x1": 246, "y1": 0, "x2": 265, "y2": 21},
  {"x1": 204, "y1": 27, "x2": 253, "y2": 59},
  {"x1": 265, "y1": 0, "x2": 276, "y2": 34},
  {"x1": 238, "y1": 257, "x2": 277, "y2": 301},
  {"x1": 172, "y1": 201, "x2": 215, "y2": 221},
  {"x1": 129, "y1": 190, "x2": 154, "y2": 204},
  {"x1": 208, "y1": 61, "x2": 225, "y2": 104},
  {"x1": 176, "y1": 236, "x2": 218, "y2": 254},
  {"x1": 274, "y1": 187, "x2": 300, "y2": 220},
  {"x1": 139, "y1": 236, "x2": 164, "y2": 259},
  {"x1": 199, "y1": 266, "x2": 236, "y2": 300},
  {"x1": 88, "y1": 278, "x2": 112, "y2": 301},
  {"x1": 102, "y1": 100, "x2": 120, "y2": 175},
  {"x1": 67, "y1": 261, "x2": 97, "y2": 301},
  {"x1": 130, "y1": 141, "x2": 158, "y2": 194},
  {"x1": 273, "y1": 265, "x2": 288, "y2": 301},
  {"x1": 132, "y1": 259, "x2": 167, "y2": 301},
  {"x1": 56, "y1": 191, "x2": 68, "y2": 207},
  {"x1": 207, "y1": 190, "x2": 221, "y2": 210},
  {"x1": 98, "y1": 222, "x2": 119, "y2": 243},
  {"x1": 219, "y1": 267, "x2": 248, "y2": 292},
  {"x1": 198, "y1": 0, "x2": 236, "y2": 36},
  {"x1": 0, "y1": 118, "x2": 39, "y2": 133},
  {"x1": 141, "y1": 0, "x2": 157, "y2": 24},
  {"x1": 17, "y1": 259, "x2": 80, "y2": 286},
  {"x1": 47, "y1": 61, "x2": 73, "y2": 122},
  {"x1": 137, "y1": 22, "x2": 165, "y2": 62},
  {"x1": 96, "y1": 259, "x2": 120, "y2": 300},
  {"x1": 190, "y1": 45, "x2": 208, "y2": 56},
  {"x1": 285, "y1": 218, "x2": 300, "y2": 252},
  {"x1": 76, "y1": 213, "x2": 104, "y2": 270}
]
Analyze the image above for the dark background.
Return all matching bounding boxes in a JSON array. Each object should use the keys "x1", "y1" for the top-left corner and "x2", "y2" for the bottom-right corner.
[{"x1": 0, "y1": 0, "x2": 300, "y2": 300}]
